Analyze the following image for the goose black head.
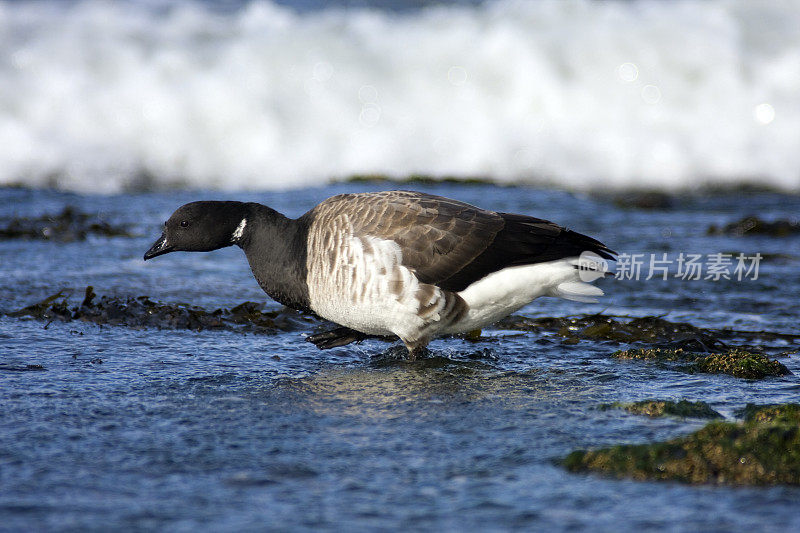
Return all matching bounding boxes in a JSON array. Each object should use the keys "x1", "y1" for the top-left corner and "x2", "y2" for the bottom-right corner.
[{"x1": 144, "y1": 201, "x2": 249, "y2": 260}]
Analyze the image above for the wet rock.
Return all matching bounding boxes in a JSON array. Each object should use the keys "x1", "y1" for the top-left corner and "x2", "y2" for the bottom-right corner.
[
  {"x1": 225, "y1": 472, "x2": 277, "y2": 487},
  {"x1": 737, "y1": 403, "x2": 800, "y2": 425},
  {"x1": 463, "y1": 329, "x2": 483, "y2": 342},
  {"x1": 0, "y1": 206, "x2": 133, "y2": 241},
  {"x1": 496, "y1": 314, "x2": 726, "y2": 348},
  {"x1": 605, "y1": 192, "x2": 675, "y2": 210},
  {"x1": 8, "y1": 286, "x2": 318, "y2": 334},
  {"x1": 0, "y1": 364, "x2": 47, "y2": 372},
  {"x1": 708, "y1": 215, "x2": 800, "y2": 237},
  {"x1": 8, "y1": 290, "x2": 72, "y2": 320},
  {"x1": 565, "y1": 403, "x2": 800, "y2": 485},
  {"x1": 601, "y1": 400, "x2": 722, "y2": 419},
  {"x1": 496, "y1": 313, "x2": 799, "y2": 356},
  {"x1": 693, "y1": 349, "x2": 792, "y2": 378},
  {"x1": 613, "y1": 347, "x2": 790, "y2": 379}
]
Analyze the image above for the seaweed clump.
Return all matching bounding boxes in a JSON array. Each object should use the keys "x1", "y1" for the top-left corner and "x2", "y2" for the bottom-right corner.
[
  {"x1": 708, "y1": 215, "x2": 800, "y2": 237},
  {"x1": 496, "y1": 314, "x2": 726, "y2": 349},
  {"x1": 564, "y1": 403, "x2": 800, "y2": 486},
  {"x1": 613, "y1": 347, "x2": 791, "y2": 379},
  {"x1": 737, "y1": 403, "x2": 800, "y2": 425},
  {"x1": 0, "y1": 364, "x2": 46, "y2": 372},
  {"x1": 498, "y1": 313, "x2": 800, "y2": 348},
  {"x1": 0, "y1": 206, "x2": 133, "y2": 241},
  {"x1": 601, "y1": 400, "x2": 722, "y2": 419},
  {"x1": 8, "y1": 286, "x2": 316, "y2": 334},
  {"x1": 492, "y1": 314, "x2": 795, "y2": 379},
  {"x1": 604, "y1": 192, "x2": 675, "y2": 210}
]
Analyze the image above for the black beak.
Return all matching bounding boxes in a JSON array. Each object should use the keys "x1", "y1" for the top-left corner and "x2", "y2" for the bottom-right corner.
[{"x1": 143, "y1": 232, "x2": 174, "y2": 260}]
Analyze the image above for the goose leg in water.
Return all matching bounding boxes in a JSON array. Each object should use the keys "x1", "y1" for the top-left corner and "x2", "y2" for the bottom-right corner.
[{"x1": 307, "y1": 326, "x2": 371, "y2": 349}]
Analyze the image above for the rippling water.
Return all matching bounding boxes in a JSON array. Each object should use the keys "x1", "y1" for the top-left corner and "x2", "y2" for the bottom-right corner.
[{"x1": 1, "y1": 183, "x2": 799, "y2": 531}]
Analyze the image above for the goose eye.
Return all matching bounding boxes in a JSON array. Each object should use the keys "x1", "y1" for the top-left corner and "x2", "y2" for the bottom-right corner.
[{"x1": 180, "y1": 220, "x2": 189, "y2": 228}]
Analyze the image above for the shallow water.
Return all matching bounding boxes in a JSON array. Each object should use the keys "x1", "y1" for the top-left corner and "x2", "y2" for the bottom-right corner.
[{"x1": 1, "y1": 183, "x2": 799, "y2": 531}]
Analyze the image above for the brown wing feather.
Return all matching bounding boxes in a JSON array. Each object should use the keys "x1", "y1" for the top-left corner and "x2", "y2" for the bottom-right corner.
[
  {"x1": 308, "y1": 191, "x2": 504, "y2": 286},
  {"x1": 306, "y1": 191, "x2": 615, "y2": 293}
]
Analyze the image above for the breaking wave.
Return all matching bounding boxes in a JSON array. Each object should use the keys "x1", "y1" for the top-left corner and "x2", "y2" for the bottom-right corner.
[{"x1": 1, "y1": 0, "x2": 799, "y2": 192}]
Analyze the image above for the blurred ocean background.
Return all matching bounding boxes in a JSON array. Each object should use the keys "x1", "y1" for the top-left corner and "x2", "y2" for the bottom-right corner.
[{"x1": 1, "y1": 0, "x2": 799, "y2": 193}]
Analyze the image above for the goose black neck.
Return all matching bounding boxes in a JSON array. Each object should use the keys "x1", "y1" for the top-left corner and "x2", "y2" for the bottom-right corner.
[{"x1": 238, "y1": 203, "x2": 311, "y2": 312}]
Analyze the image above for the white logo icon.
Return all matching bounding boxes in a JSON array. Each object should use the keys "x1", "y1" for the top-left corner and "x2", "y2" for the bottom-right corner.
[{"x1": 577, "y1": 251, "x2": 611, "y2": 282}]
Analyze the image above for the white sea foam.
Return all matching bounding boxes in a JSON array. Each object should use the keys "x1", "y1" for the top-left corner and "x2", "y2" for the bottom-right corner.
[{"x1": 1, "y1": 0, "x2": 799, "y2": 193}]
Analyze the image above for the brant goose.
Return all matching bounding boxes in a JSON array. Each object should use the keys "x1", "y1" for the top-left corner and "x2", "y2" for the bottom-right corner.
[{"x1": 144, "y1": 191, "x2": 615, "y2": 358}]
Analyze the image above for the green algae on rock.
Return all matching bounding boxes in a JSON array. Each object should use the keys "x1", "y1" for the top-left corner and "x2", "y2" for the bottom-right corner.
[
  {"x1": 0, "y1": 206, "x2": 133, "y2": 241},
  {"x1": 495, "y1": 314, "x2": 728, "y2": 349},
  {"x1": 694, "y1": 349, "x2": 792, "y2": 379},
  {"x1": 601, "y1": 400, "x2": 722, "y2": 419},
  {"x1": 565, "y1": 403, "x2": 800, "y2": 486},
  {"x1": 604, "y1": 191, "x2": 675, "y2": 210},
  {"x1": 708, "y1": 215, "x2": 800, "y2": 237},
  {"x1": 737, "y1": 403, "x2": 800, "y2": 425},
  {"x1": 613, "y1": 347, "x2": 791, "y2": 379},
  {"x1": 495, "y1": 314, "x2": 800, "y2": 349},
  {"x1": 8, "y1": 286, "x2": 317, "y2": 334}
]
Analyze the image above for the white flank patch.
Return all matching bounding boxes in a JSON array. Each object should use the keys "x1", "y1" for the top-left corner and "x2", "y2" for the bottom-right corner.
[
  {"x1": 449, "y1": 259, "x2": 604, "y2": 333},
  {"x1": 232, "y1": 218, "x2": 247, "y2": 241},
  {"x1": 307, "y1": 232, "x2": 447, "y2": 344}
]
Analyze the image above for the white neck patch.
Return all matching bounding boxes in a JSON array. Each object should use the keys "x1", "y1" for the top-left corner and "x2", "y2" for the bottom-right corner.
[{"x1": 232, "y1": 218, "x2": 247, "y2": 242}]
